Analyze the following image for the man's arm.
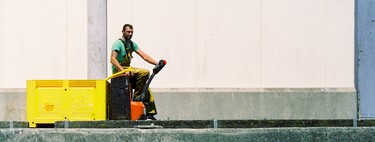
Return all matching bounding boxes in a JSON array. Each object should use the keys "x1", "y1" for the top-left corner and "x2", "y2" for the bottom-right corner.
[
  {"x1": 135, "y1": 49, "x2": 157, "y2": 65},
  {"x1": 110, "y1": 51, "x2": 133, "y2": 76},
  {"x1": 110, "y1": 51, "x2": 124, "y2": 71}
]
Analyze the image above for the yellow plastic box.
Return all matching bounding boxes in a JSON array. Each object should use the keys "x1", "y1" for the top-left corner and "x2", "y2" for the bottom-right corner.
[{"x1": 26, "y1": 80, "x2": 109, "y2": 127}]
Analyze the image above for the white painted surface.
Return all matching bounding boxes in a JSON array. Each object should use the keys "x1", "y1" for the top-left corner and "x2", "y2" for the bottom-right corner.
[
  {"x1": 325, "y1": 0, "x2": 355, "y2": 87},
  {"x1": 0, "y1": 0, "x2": 2, "y2": 88},
  {"x1": 108, "y1": 0, "x2": 354, "y2": 88},
  {"x1": 0, "y1": 0, "x2": 87, "y2": 88},
  {"x1": 0, "y1": 0, "x2": 354, "y2": 88}
]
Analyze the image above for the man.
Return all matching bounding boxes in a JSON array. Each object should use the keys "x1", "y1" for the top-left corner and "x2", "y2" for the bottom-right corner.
[{"x1": 110, "y1": 24, "x2": 158, "y2": 120}]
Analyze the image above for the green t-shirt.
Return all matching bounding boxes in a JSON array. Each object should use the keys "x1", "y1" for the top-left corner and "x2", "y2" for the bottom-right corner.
[{"x1": 111, "y1": 39, "x2": 139, "y2": 73}]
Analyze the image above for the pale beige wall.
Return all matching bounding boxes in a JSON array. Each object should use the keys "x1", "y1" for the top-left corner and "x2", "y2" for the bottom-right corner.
[
  {"x1": 0, "y1": 0, "x2": 2, "y2": 88},
  {"x1": 0, "y1": 0, "x2": 87, "y2": 88},
  {"x1": 108, "y1": 0, "x2": 354, "y2": 88},
  {"x1": 0, "y1": 0, "x2": 354, "y2": 88},
  {"x1": 325, "y1": 0, "x2": 354, "y2": 87}
]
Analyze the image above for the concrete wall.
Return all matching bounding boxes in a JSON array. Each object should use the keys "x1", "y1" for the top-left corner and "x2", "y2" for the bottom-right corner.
[
  {"x1": 87, "y1": 0, "x2": 107, "y2": 79},
  {"x1": 153, "y1": 88, "x2": 357, "y2": 120},
  {"x1": 0, "y1": 88, "x2": 356, "y2": 121},
  {"x1": 355, "y1": 0, "x2": 375, "y2": 118}
]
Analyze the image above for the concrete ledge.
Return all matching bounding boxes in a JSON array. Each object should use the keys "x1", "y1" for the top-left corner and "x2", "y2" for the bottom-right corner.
[
  {"x1": 1, "y1": 119, "x2": 374, "y2": 129},
  {"x1": 1, "y1": 127, "x2": 375, "y2": 141},
  {"x1": 55, "y1": 120, "x2": 214, "y2": 128},
  {"x1": 0, "y1": 121, "x2": 28, "y2": 128},
  {"x1": 5, "y1": 119, "x2": 375, "y2": 129},
  {"x1": 53, "y1": 119, "x2": 375, "y2": 128},
  {"x1": 152, "y1": 88, "x2": 356, "y2": 92}
]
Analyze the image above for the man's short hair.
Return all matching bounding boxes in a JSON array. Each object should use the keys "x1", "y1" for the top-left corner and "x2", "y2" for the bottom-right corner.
[{"x1": 123, "y1": 24, "x2": 133, "y2": 31}]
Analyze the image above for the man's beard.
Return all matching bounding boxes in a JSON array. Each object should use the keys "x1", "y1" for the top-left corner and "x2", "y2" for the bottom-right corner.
[{"x1": 125, "y1": 35, "x2": 132, "y2": 40}]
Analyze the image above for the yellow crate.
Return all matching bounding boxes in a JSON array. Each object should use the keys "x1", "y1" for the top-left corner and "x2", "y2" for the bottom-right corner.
[
  {"x1": 26, "y1": 68, "x2": 131, "y2": 128},
  {"x1": 26, "y1": 80, "x2": 109, "y2": 127}
]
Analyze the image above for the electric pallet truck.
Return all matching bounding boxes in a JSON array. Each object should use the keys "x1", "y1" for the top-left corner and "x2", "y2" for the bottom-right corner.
[{"x1": 109, "y1": 60, "x2": 167, "y2": 120}]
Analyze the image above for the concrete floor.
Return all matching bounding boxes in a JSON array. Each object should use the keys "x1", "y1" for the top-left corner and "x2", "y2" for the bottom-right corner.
[{"x1": 1, "y1": 127, "x2": 375, "y2": 142}]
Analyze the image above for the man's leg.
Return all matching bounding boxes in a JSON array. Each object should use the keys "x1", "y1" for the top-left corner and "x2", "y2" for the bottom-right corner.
[
  {"x1": 144, "y1": 88, "x2": 157, "y2": 114},
  {"x1": 130, "y1": 67, "x2": 157, "y2": 116}
]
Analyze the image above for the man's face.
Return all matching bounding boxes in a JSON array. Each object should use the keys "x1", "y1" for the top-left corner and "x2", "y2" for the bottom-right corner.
[{"x1": 123, "y1": 27, "x2": 133, "y2": 40}]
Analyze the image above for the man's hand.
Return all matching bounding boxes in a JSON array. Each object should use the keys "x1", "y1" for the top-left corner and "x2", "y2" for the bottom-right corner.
[
  {"x1": 117, "y1": 70, "x2": 133, "y2": 77},
  {"x1": 123, "y1": 71, "x2": 133, "y2": 77}
]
